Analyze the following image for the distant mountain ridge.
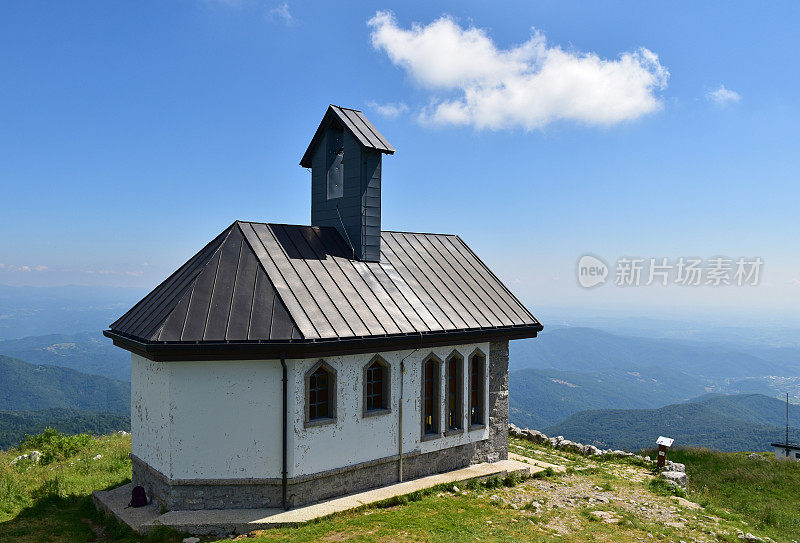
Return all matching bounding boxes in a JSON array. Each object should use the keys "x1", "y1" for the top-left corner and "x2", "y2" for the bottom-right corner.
[
  {"x1": 543, "y1": 393, "x2": 799, "y2": 452},
  {"x1": 0, "y1": 355, "x2": 129, "y2": 413},
  {"x1": 510, "y1": 327, "x2": 795, "y2": 377},
  {"x1": 691, "y1": 393, "x2": 800, "y2": 427},
  {"x1": 0, "y1": 284, "x2": 145, "y2": 340},
  {"x1": 509, "y1": 365, "x2": 714, "y2": 429},
  {"x1": 0, "y1": 331, "x2": 130, "y2": 381}
]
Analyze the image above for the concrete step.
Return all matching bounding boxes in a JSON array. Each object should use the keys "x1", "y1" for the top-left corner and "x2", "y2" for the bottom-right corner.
[{"x1": 93, "y1": 458, "x2": 536, "y2": 536}]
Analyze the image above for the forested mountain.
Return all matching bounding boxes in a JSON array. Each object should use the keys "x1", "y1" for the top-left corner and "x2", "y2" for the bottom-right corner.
[
  {"x1": 0, "y1": 355, "x2": 129, "y2": 413},
  {"x1": 509, "y1": 366, "x2": 712, "y2": 429},
  {"x1": 691, "y1": 393, "x2": 800, "y2": 428},
  {"x1": 543, "y1": 394, "x2": 799, "y2": 452},
  {"x1": 0, "y1": 408, "x2": 129, "y2": 449}
]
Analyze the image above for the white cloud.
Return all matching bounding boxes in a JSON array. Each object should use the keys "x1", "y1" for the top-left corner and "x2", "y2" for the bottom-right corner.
[
  {"x1": 0, "y1": 263, "x2": 48, "y2": 272},
  {"x1": 367, "y1": 101, "x2": 409, "y2": 119},
  {"x1": 269, "y1": 2, "x2": 295, "y2": 26},
  {"x1": 203, "y1": 0, "x2": 296, "y2": 26},
  {"x1": 367, "y1": 12, "x2": 669, "y2": 131},
  {"x1": 707, "y1": 84, "x2": 741, "y2": 106}
]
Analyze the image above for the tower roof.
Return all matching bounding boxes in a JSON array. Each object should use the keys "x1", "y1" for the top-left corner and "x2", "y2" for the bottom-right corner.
[{"x1": 299, "y1": 105, "x2": 395, "y2": 168}]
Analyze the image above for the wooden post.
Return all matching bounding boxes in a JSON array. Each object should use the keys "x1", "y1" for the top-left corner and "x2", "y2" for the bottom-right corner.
[{"x1": 657, "y1": 444, "x2": 667, "y2": 468}]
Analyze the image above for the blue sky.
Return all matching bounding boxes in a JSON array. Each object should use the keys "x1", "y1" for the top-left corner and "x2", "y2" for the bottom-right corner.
[{"x1": 1, "y1": 1, "x2": 798, "y2": 322}]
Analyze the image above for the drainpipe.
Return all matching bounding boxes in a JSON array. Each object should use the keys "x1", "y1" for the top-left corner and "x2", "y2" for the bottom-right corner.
[
  {"x1": 398, "y1": 359, "x2": 404, "y2": 482},
  {"x1": 398, "y1": 337, "x2": 422, "y2": 483},
  {"x1": 281, "y1": 354, "x2": 288, "y2": 510}
]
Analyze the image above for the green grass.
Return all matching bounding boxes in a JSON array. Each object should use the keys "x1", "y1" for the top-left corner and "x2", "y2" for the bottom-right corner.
[
  {"x1": 647, "y1": 447, "x2": 800, "y2": 541},
  {"x1": 0, "y1": 430, "x2": 187, "y2": 543},
  {"x1": 0, "y1": 430, "x2": 790, "y2": 542},
  {"x1": 647, "y1": 477, "x2": 686, "y2": 498}
]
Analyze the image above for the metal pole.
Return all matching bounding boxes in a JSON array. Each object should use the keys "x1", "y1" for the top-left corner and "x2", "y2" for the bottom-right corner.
[{"x1": 787, "y1": 393, "x2": 790, "y2": 457}]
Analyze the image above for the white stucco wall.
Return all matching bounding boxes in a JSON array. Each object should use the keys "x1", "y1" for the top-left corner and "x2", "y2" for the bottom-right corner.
[
  {"x1": 168, "y1": 359, "x2": 283, "y2": 479},
  {"x1": 131, "y1": 342, "x2": 491, "y2": 480},
  {"x1": 131, "y1": 354, "x2": 283, "y2": 480},
  {"x1": 287, "y1": 342, "x2": 490, "y2": 477},
  {"x1": 131, "y1": 354, "x2": 171, "y2": 475}
]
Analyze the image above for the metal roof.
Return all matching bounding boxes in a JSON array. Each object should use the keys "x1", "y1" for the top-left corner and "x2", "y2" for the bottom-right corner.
[
  {"x1": 299, "y1": 105, "x2": 395, "y2": 168},
  {"x1": 109, "y1": 224, "x2": 300, "y2": 342},
  {"x1": 107, "y1": 222, "x2": 541, "y2": 352}
]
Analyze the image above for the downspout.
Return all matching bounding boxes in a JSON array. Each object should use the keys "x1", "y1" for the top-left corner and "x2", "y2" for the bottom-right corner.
[
  {"x1": 398, "y1": 359, "x2": 404, "y2": 482},
  {"x1": 398, "y1": 335, "x2": 423, "y2": 483},
  {"x1": 281, "y1": 354, "x2": 288, "y2": 510}
]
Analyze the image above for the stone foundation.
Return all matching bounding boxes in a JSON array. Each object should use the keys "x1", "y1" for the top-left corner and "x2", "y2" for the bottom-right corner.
[
  {"x1": 132, "y1": 340, "x2": 510, "y2": 511},
  {"x1": 132, "y1": 443, "x2": 483, "y2": 510}
]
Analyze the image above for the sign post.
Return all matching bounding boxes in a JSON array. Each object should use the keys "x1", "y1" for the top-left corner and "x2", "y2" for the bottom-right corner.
[{"x1": 656, "y1": 436, "x2": 674, "y2": 468}]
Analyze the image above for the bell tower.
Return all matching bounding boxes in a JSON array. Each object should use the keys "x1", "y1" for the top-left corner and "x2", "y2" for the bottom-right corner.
[{"x1": 300, "y1": 105, "x2": 395, "y2": 262}]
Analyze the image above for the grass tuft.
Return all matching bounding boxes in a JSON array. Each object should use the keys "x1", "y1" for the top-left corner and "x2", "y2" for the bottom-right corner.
[{"x1": 648, "y1": 477, "x2": 686, "y2": 498}]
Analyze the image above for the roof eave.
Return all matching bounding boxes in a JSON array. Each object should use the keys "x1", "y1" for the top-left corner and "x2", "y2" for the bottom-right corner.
[{"x1": 104, "y1": 323, "x2": 543, "y2": 362}]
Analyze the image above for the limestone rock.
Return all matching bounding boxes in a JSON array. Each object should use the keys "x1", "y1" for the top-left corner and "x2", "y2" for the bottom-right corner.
[
  {"x1": 661, "y1": 470, "x2": 687, "y2": 488},
  {"x1": 590, "y1": 510, "x2": 620, "y2": 524},
  {"x1": 675, "y1": 497, "x2": 702, "y2": 510},
  {"x1": 748, "y1": 453, "x2": 765, "y2": 461},
  {"x1": 10, "y1": 451, "x2": 41, "y2": 466}
]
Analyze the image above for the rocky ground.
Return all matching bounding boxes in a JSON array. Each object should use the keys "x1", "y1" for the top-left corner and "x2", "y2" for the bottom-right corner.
[{"x1": 503, "y1": 438, "x2": 779, "y2": 542}]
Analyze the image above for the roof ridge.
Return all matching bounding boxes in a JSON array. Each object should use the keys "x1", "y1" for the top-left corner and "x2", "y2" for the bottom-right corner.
[
  {"x1": 331, "y1": 104, "x2": 362, "y2": 113},
  {"x1": 234, "y1": 222, "x2": 305, "y2": 341},
  {"x1": 153, "y1": 225, "x2": 235, "y2": 341}
]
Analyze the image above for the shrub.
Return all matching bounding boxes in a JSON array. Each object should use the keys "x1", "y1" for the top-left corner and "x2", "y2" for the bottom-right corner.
[
  {"x1": 532, "y1": 467, "x2": 556, "y2": 479},
  {"x1": 19, "y1": 428, "x2": 91, "y2": 465}
]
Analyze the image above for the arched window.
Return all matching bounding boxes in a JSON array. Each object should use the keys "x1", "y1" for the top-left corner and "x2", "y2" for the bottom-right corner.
[
  {"x1": 422, "y1": 356, "x2": 441, "y2": 437},
  {"x1": 446, "y1": 352, "x2": 464, "y2": 432},
  {"x1": 363, "y1": 356, "x2": 390, "y2": 416},
  {"x1": 305, "y1": 361, "x2": 336, "y2": 426},
  {"x1": 469, "y1": 352, "x2": 486, "y2": 427}
]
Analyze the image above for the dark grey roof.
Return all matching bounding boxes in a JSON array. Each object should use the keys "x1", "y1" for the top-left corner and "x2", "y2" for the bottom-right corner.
[
  {"x1": 108, "y1": 222, "x2": 541, "y2": 353},
  {"x1": 299, "y1": 105, "x2": 395, "y2": 168},
  {"x1": 109, "y1": 224, "x2": 300, "y2": 342}
]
